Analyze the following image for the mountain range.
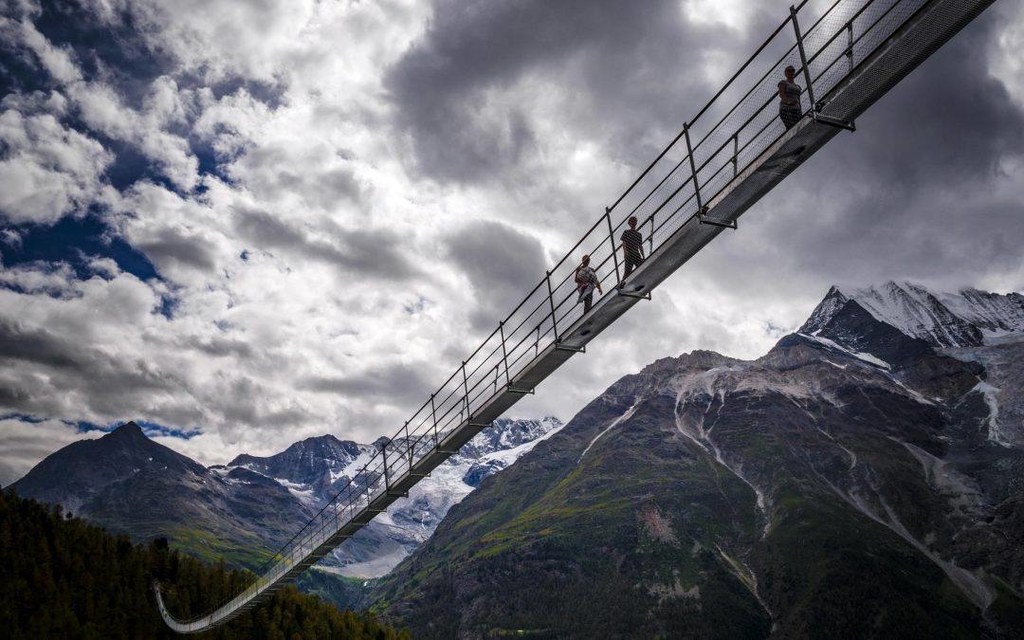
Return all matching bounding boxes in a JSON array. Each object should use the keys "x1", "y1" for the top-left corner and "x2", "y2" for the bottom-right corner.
[
  {"x1": 11, "y1": 414, "x2": 562, "y2": 574},
  {"x1": 223, "y1": 415, "x2": 562, "y2": 577},
  {"x1": 10, "y1": 280, "x2": 1024, "y2": 638},
  {"x1": 367, "y1": 282, "x2": 1024, "y2": 638},
  {"x1": 10, "y1": 421, "x2": 310, "y2": 566}
]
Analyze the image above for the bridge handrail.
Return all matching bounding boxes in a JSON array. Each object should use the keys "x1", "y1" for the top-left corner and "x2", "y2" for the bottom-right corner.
[{"x1": 159, "y1": 0, "x2": 939, "y2": 626}]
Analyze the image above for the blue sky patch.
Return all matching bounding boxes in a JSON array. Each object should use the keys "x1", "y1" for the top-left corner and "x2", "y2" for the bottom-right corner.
[
  {"x1": 136, "y1": 420, "x2": 202, "y2": 440},
  {"x1": 32, "y1": 1, "x2": 177, "y2": 109},
  {"x1": 1, "y1": 213, "x2": 160, "y2": 282},
  {"x1": 75, "y1": 418, "x2": 201, "y2": 440},
  {"x1": 0, "y1": 413, "x2": 47, "y2": 424}
]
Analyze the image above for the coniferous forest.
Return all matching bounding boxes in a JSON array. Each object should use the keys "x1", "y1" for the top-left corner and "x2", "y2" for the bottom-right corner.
[{"x1": 0, "y1": 489, "x2": 409, "y2": 640}]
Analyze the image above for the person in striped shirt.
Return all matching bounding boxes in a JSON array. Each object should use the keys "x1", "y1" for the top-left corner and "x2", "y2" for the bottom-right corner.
[{"x1": 618, "y1": 216, "x2": 645, "y2": 288}]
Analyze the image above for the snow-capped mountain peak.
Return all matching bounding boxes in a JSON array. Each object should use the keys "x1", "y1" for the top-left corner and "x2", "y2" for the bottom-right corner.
[
  {"x1": 227, "y1": 434, "x2": 376, "y2": 495},
  {"x1": 333, "y1": 416, "x2": 564, "y2": 577},
  {"x1": 457, "y1": 416, "x2": 563, "y2": 460},
  {"x1": 801, "y1": 281, "x2": 1024, "y2": 348},
  {"x1": 220, "y1": 416, "x2": 564, "y2": 578}
]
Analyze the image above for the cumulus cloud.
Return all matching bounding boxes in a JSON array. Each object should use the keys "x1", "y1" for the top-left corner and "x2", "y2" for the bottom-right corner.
[
  {"x1": 679, "y1": 4, "x2": 1024, "y2": 308},
  {"x1": 72, "y1": 80, "x2": 200, "y2": 190},
  {"x1": 0, "y1": 109, "x2": 113, "y2": 223},
  {"x1": 69, "y1": 0, "x2": 316, "y2": 83},
  {"x1": 0, "y1": 417, "x2": 102, "y2": 486},
  {"x1": 444, "y1": 219, "x2": 547, "y2": 329},
  {"x1": 232, "y1": 205, "x2": 419, "y2": 281},
  {"x1": 13, "y1": 17, "x2": 83, "y2": 85},
  {"x1": 384, "y1": 0, "x2": 778, "y2": 186},
  {"x1": 0, "y1": 0, "x2": 1021, "y2": 483}
]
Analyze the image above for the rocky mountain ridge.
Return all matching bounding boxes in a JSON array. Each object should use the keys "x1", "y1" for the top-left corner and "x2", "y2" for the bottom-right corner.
[
  {"x1": 11, "y1": 416, "x2": 562, "y2": 576},
  {"x1": 224, "y1": 416, "x2": 563, "y2": 576},
  {"x1": 11, "y1": 279, "x2": 1024, "y2": 638},
  {"x1": 11, "y1": 422, "x2": 314, "y2": 567},
  {"x1": 371, "y1": 282, "x2": 1024, "y2": 638},
  {"x1": 802, "y1": 281, "x2": 1024, "y2": 348}
]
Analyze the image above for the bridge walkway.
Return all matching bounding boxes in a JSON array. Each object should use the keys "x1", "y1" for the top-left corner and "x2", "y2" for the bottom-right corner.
[{"x1": 156, "y1": 0, "x2": 998, "y2": 631}]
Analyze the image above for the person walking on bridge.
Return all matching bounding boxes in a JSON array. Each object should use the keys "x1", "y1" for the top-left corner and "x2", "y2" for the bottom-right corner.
[
  {"x1": 574, "y1": 254, "x2": 602, "y2": 314},
  {"x1": 778, "y1": 65, "x2": 803, "y2": 129},
  {"x1": 618, "y1": 216, "x2": 645, "y2": 288}
]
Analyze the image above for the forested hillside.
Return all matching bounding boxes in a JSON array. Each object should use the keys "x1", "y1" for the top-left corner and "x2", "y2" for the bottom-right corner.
[{"x1": 0, "y1": 489, "x2": 408, "y2": 640}]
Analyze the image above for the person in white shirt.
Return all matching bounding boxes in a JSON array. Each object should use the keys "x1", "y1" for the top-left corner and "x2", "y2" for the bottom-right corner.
[
  {"x1": 778, "y1": 65, "x2": 803, "y2": 129},
  {"x1": 574, "y1": 254, "x2": 602, "y2": 313}
]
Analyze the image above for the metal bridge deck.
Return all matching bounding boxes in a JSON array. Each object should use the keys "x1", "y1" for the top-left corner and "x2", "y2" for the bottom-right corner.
[{"x1": 156, "y1": 0, "x2": 998, "y2": 632}]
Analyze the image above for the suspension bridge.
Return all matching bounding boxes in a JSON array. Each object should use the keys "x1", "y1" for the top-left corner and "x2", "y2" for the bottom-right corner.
[{"x1": 156, "y1": 0, "x2": 998, "y2": 632}]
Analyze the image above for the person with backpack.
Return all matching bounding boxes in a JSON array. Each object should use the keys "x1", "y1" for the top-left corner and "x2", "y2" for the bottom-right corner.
[{"x1": 574, "y1": 254, "x2": 602, "y2": 314}]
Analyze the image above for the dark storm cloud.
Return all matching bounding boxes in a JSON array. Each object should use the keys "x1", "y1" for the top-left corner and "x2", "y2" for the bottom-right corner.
[
  {"x1": 181, "y1": 335, "x2": 255, "y2": 359},
  {"x1": 233, "y1": 206, "x2": 419, "y2": 280},
  {"x1": 236, "y1": 145, "x2": 365, "y2": 210},
  {"x1": 698, "y1": 4, "x2": 1024, "y2": 300},
  {"x1": 214, "y1": 376, "x2": 311, "y2": 428},
  {"x1": 69, "y1": 359, "x2": 193, "y2": 422},
  {"x1": 0, "y1": 385, "x2": 31, "y2": 406},
  {"x1": 299, "y1": 363, "x2": 435, "y2": 405},
  {"x1": 444, "y1": 219, "x2": 546, "y2": 329},
  {"x1": 24, "y1": 1, "x2": 287, "y2": 110},
  {"x1": 829, "y1": 11, "x2": 1024, "y2": 192},
  {"x1": 0, "y1": 320, "x2": 82, "y2": 370},
  {"x1": 133, "y1": 229, "x2": 219, "y2": 273},
  {"x1": 386, "y1": 0, "x2": 778, "y2": 183},
  {"x1": 0, "y1": 318, "x2": 200, "y2": 423},
  {"x1": 804, "y1": 8, "x2": 1022, "y2": 266}
]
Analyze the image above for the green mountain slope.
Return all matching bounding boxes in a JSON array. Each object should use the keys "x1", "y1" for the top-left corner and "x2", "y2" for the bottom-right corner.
[{"x1": 371, "y1": 340, "x2": 1024, "y2": 639}]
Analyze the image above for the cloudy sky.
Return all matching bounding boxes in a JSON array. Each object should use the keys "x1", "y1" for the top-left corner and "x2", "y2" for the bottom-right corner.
[{"x1": 0, "y1": 0, "x2": 1021, "y2": 485}]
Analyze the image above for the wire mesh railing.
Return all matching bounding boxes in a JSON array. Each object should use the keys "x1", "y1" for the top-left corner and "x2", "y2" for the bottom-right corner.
[{"x1": 158, "y1": 0, "x2": 945, "y2": 630}]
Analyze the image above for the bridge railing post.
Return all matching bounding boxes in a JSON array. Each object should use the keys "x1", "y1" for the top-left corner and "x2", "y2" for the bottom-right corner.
[
  {"x1": 683, "y1": 124, "x2": 703, "y2": 214},
  {"x1": 404, "y1": 421, "x2": 413, "y2": 472},
  {"x1": 846, "y1": 20, "x2": 854, "y2": 74},
  {"x1": 461, "y1": 361, "x2": 471, "y2": 419},
  {"x1": 545, "y1": 271, "x2": 559, "y2": 341},
  {"x1": 790, "y1": 5, "x2": 816, "y2": 114},
  {"x1": 648, "y1": 215, "x2": 654, "y2": 254},
  {"x1": 605, "y1": 207, "x2": 621, "y2": 284},
  {"x1": 499, "y1": 320, "x2": 511, "y2": 385},
  {"x1": 732, "y1": 134, "x2": 739, "y2": 178},
  {"x1": 430, "y1": 393, "x2": 438, "y2": 446},
  {"x1": 379, "y1": 440, "x2": 390, "y2": 492}
]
